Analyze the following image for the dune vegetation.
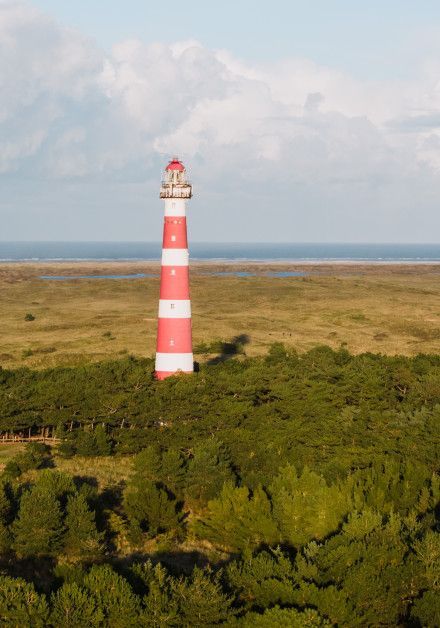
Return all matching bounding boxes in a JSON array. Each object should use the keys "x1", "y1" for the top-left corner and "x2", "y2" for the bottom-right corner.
[
  {"x1": 0, "y1": 341, "x2": 439, "y2": 625},
  {"x1": 2, "y1": 262, "x2": 440, "y2": 372},
  {"x1": 0, "y1": 263, "x2": 439, "y2": 624}
]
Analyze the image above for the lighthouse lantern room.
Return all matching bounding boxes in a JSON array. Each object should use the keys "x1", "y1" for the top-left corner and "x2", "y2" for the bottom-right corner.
[{"x1": 155, "y1": 158, "x2": 194, "y2": 380}]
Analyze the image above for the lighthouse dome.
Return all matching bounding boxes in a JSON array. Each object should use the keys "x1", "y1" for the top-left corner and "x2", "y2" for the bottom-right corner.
[
  {"x1": 160, "y1": 157, "x2": 192, "y2": 199},
  {"x1": 166, "y1": 157, "x2": 185, "y2": 172}
]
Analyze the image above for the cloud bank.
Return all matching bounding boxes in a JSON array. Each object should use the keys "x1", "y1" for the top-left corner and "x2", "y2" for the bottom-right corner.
[{"x1": 1, "y1": 1, "x2": 440, "y2": 241}]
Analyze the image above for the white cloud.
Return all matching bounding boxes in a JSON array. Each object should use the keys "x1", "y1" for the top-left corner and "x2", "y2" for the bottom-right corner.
[{"x1": 1, "y1": 1, "x2": 440, "y2": 240}]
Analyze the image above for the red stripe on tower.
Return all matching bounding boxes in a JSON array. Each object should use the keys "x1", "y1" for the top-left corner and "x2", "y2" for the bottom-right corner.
[{"x1": 155, "y1": 157, "x2": 193, "y2": 380}]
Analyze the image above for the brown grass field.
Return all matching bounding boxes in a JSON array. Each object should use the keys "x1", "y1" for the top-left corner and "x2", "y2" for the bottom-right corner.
[{"x1": 1, "y1": 261, "x2": 440, "y2": 369}]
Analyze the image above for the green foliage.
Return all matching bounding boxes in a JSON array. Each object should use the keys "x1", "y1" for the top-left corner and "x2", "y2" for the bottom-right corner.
[
  {"x1": 33, "y1": 469, "x2": 76, "y2": 506},
  {"x1": 94, "y1": 424, "x2": 113, "y2": 456},
  {"x1": 74, "y1": 426, "x2": 113, "y2": 456},
  {"x1": 124, "y1": 479, "x2": 181, "y2": 539},
  {"x1": 63, "y1": 493, "x2": 103, "y2": 562},
  {"x1": 226, "y1": 548, "x2": 297, "y2": 610},
  {"x1": 413, "y1": 530, "x2": 440, "y2": 590},
  {"x1": 348, "y1": 459, "x2": 439, "y2": 515},
  {"x1": 50, "y1": 583, "x2": 103, "y2": 627},
  {"x1": 132, "y1": 444, "x2": 187, "y2": 500},
  {"x1": 82, "y1": 564, "x2": 142, "y2": 627},
  {"x1": 264, "y1": 342, "x2": 289, "y2": 364},
  {"x1": 57, "y1": 440, "x2": 76, "y2": 458},
  {"x1": 269, "y1": 465, "x2": 351, "y2": 547},
  {"x1": 0, "y1": 480, "x2": 13, "y2": 552},
  {"x1": 12, "y1": 484, "x2": 64, "y2": 558},
  {"x1": 193, "y1": 483, "x2": 279, "y2": 551},
  {"x1": 55, "y1": 423, "x2": 76, "y2": 458},
  {"x1": 171, "y1": 567, "x2": 235, "y2": 626},
  {"x1": 0, "y1": 479, "x2": 13, "y2": 525},
  {"x1": 0, "y1": 520, "x2": 11, "y2": 554},
  {"x1": 0, "y1": 576, "x2": 49, "y2": 626},
  {"x1": 411, "y1": 590, "x2": 440, "y2": 627},
  {"x1": 184, "y1": 438, "x2": 236, "y2": 507},
  {"x1": 3, "y1": 442, "x2": 51, "y2": 478},
  {"x1": 24, "y1": 313, "x2": 35, "y2": 322},
  {"x1": 292, "y1": 510, "x2": 423, "y2": 625},
  {"x1": 0, "y1": 347, "x2": 440, "y2": 624},
  {"x1": 235, "y1": 606, "x2": 329, "y2": 627},
  {"x1": 134, "y1": 561, "x2": 179, "y2": 627}
]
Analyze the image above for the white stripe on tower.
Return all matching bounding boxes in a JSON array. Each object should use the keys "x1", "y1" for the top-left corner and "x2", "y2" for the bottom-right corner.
[
  {"x1": 161, "y1": 248, "x2": 189, "y2": 266},
  {"x1": 158, "y1": 300, "x2": 191, "y2": 318},
  {"x1": 155, "y1": 352, "x2": 194, "y2": 372},
  {"x1": 164, "y1": 198, "x2": 186, "y2": 216},
  {"x1": 154, "y1": 157, "x2": 193, "y2": 380}
]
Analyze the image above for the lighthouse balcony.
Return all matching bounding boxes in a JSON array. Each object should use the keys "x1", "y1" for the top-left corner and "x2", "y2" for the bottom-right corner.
[{"x1": 160, "y1": 184, "x2": 192, "y2": 199}]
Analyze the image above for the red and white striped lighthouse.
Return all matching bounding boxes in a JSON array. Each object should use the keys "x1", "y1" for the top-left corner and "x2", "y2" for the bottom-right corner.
[{"x1": 155, "y1": 157, "x2": 193, "y2": 380}]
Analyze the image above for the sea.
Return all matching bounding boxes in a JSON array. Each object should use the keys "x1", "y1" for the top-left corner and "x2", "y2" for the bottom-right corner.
[{"x1": 1, "y1": 241, "x2": 440, "y2": 263}]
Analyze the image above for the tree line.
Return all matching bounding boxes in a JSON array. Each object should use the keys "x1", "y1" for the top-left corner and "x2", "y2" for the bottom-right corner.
[{"x1": 0, "y1": 345, "x2": 439, "y2": 625}]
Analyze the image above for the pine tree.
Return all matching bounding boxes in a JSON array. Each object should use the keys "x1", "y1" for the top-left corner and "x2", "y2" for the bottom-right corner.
[
  {"x1": 0, "y1": 576, "x2": 49, "y2": 627},
  {"x1": 124, "y1": 479, "x2": 181, "y2": 538},
  {"x1": 0, "y1": 521, "x2": 11, "y2": 555},
  {"x1": 193, "y1": 483, "x2": 279, "y2": 551},
  {"x1": 236, "y1": 606, "x2": 329, "y2": 627},
  {"x1": 413, "y1": 530, "x2": 440, "y2": 590},
  {"x1": 132, "y1": 445, "x2": 186, "y2": 499},
  {"x1": 269, "y1": 465, "x2": 352, "y2": 547},
  {"x1": 50, "y1": 582, "x2": 103, "y2": 627},
  {"x1": 94, "y1": 424, "x2": 112, "y2": 456},
  {"x1": 12, "y1": 486, "x2": 64, "y2": 558},
  {"x1": 132, "y1": 445, "x2": 162, "y2": 480},
  {"x1": 411, "y1": 590, "x2": 440, "y2": 627},
  {"x1": 161, "y1": 448, "x2": 187, "y2": 498},
  {"x1": 172, "y1": 567, "x2": 235, "y2": 626},
  {"x1": 133, "y1": 561, "x2": 178, "y2": 627},
  {"x1": 33, "y1": 469, "x2": 76, "y2": 506},
  {"x1": 185, "y1": 439, "x2": 236, "y2": 507},
  {"x1": 0, "y1": 480, "x2": 14, "y2": 523},
  {"x1": 82, "y1": 564, "x2": 141, "y2": 627},
  {"x1": 56, "y1": 422, "x2": 76, "y2": 458},
  {"x1": 63, "y1": 493, "x2": 103, "y2": 561},
  {"x1": 226, "y1": 548, "x2": 297, "y2": 610},
  {"x1": 75, "y1": 429, "x2": 99, "y2": 456},
  {"x1": 0, "y1": 480, "x2": 13, "y2": 554}
]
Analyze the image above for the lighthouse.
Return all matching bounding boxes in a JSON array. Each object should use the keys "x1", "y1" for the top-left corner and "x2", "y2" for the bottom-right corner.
[{"x1": 154, "y1": 158, "x2": 193, "y2": 380}]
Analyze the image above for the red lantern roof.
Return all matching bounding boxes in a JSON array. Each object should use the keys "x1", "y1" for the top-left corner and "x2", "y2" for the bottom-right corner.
[{"x1": 166, "y1": 157, "x2": 185, "y2": 172}]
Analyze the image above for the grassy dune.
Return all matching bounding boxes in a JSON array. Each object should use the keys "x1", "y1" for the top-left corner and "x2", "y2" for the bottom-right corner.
[{"x1": 1, "y1": 261, "x2": 440, "y2": 369}]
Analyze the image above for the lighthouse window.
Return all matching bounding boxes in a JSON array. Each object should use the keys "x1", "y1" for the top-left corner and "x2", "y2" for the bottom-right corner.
[
  {"x1": 172, "y1": 202, "x2": 176, "y2": 208},
  {"x1": 170, "y1": 303, "x2": 175, "y2": 309},
  {"x1": 171, "y1": 235, "x2": 176, "y2": 242},
  {"x1": 170, "y1": 269, "x2": 176, "y2": 276},
  {"x1": 170, "y1": 338, "x2": 175, "y2": 346}
]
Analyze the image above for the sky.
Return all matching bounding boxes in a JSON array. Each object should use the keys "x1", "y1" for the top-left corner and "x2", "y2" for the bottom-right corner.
[{"x1": 2, "y1": 1, "x2": 440, "y2": 242}]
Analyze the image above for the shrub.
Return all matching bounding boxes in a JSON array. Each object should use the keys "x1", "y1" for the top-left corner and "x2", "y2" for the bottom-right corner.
[
  {"x1": 3, "y1": 442, "x2": 51, "y2": 478},
  {"x1": 184, "y1": 438, "x2": 236, "y2": 507},
  {"x1": 74, "y1": 426, "x2": 113, "y2": 457},
  {"x1": 12, "y1": 486, "x2": 64, "y2": 558},
  {"x1": 123, "y1": 479, "x2": 182, "y2": 539}
]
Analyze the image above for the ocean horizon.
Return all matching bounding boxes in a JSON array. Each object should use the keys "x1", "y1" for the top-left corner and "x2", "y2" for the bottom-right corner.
[{"x1": 2, "y1": 241, "x2": 440, "y2": 263}]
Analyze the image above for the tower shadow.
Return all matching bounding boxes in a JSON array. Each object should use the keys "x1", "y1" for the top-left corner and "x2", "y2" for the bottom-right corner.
[{"x1": 207, "y1": 334, "x2": 250, "y2": 365}]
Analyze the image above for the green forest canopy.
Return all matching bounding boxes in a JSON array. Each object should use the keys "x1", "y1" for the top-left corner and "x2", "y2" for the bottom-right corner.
[{"x1": 0, "y1": 345, "x2": 439, "y2": 625}]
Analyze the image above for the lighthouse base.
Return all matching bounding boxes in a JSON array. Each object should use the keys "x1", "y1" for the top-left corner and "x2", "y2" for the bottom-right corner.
[
  {"x1": 155, "y1": 369, "x2": 193, "y2": 380},
  {"x1": 154, "y1": 352, "x2": 194, "y2": 380}
]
